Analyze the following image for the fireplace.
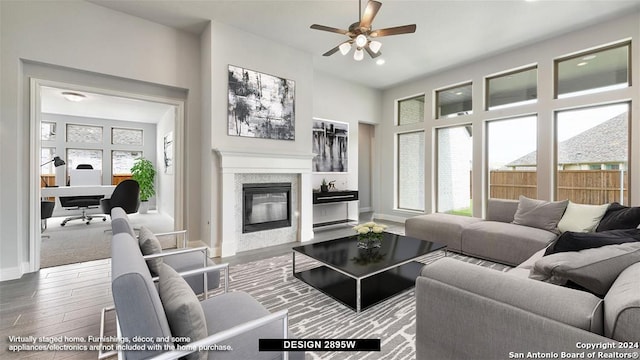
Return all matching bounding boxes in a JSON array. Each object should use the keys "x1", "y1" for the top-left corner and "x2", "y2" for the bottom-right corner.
[{"x1": 242, "y1": 183, "x2": 292, "y2": 233}]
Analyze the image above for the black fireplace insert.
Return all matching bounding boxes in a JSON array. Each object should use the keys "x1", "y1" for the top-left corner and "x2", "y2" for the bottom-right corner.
[{"x1": 242, "y1": 183, "x2": 291, "y2": 233}]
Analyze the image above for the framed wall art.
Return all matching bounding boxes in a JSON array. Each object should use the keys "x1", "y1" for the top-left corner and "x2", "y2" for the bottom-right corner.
[
  {"x1": 312, "y1": 118, "x2": 348, "y2": 173},
  {"x1": 227, "y1": 65, "x2": 295, "y2": 140}
]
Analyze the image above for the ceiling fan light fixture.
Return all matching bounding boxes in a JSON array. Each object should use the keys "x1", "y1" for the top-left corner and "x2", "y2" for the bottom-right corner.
[
  {"x1": 369, "y1": 40, "x2": 382, "y2": 54},
  {"x1": 354, "y1": 48, "x2": 364, "y2": 61},
  {"x1": 339, "y1": 42, "x2": 352, "y2": 56},
  {"x1": 355, "y1": 34, "x2": 368, "y2": 48}
]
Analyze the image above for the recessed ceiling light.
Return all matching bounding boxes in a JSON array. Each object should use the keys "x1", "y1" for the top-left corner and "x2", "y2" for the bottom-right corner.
[
  {"x1": 577, "y1": 62, "x2": 588, "y2": 67},
  {"x1": 376, "y1": 58, "x2": 385, "y2": 65},
  {"x1": 61, "y1": 91, "x2": 87, "y2": 102},
  {"x1": 455, "y1": 91, "x2": 463, "y2": 96}
]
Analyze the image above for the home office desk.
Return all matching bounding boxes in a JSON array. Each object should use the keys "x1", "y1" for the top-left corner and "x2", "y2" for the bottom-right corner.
[{"x1": 41, "y1": 186, "x2": 116, "y2": 217}]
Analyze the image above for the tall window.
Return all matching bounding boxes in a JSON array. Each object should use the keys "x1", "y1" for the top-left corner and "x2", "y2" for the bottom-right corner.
[
  {"x1": 556, "y1": 42, "x2": 630, "y2": 99},
  {"x1": 556, "y1": 103, "x2": 629, "y2": 204},
  {"x1": 397, "y1": 131, "x2": 425, "y2": 211},
  {"x1": 397, "y1": 95, "x2": 425, "y2": 125},
  {"x1": 436, "y1": 83, "x2": 472, "y2": 119},
  {"x1": 436, "y1": 125, "x2": 473, "y2": 215},
  {"x1": 487, "y1": 116, "x2": 538, "y2": 200},
  {"x1": 66, "y1": 149, "x2": 103, "y2": 171},
  {"x1": 486, "y1": 67, "x2": 537, "y2": 110}
]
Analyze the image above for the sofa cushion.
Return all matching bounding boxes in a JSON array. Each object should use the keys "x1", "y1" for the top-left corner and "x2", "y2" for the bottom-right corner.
[
  {"x1": 139, "y1": 226, "x2": 163, "y2": 276},
  {"x1": 545, "y1": 229, "x2": 640, "y2": 256},
  {"x1": 596, "y1": 202, "x2": 640, "y2": 232},
  {"x1": 530, "y1": 242, "x2": 640, "y2": 297},
  {"x1": 512, "y1": 196, "x2": 568, "y2": 233},
  {"x1": 405, "y1": 213, "x2": 482, "y2": 252},
  {"x1": 163, "y1": 251, "x2": 221, "y2": 295},
  {"x1": 158, "y1": 263, "x2": 207, "y2": 360},
  {"x1": 604, "y1": 262, "x2": 640, "y2": 342},
  {"x1": 461, "y1": 221, "x2": 557, "y2": 266},
  {"x1": 557, "y1": 201, "x2": 609, "y2": 233},
  {"x1": 486, "y1": 198, "x2": 519, "y2": 223}
]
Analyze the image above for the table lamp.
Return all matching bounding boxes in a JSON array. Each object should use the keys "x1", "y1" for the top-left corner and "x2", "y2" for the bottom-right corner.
[{"x1": 41, "y1": 156, "x2": 66, "y2": 187}]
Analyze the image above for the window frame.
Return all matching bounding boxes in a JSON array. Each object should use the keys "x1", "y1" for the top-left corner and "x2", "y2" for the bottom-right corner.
[
  {"x1": 396, "y1": 129, "x2": 426, "y2": 212},
  {"x1": 485, "y1": 65, "x2": 538, "y2": 111},
  {"x1": 396, "y1": 94, "x2": 426, "y2": 126},
  {"x1": 434, "y1": 82, "x2": 473, "y2": 120}
]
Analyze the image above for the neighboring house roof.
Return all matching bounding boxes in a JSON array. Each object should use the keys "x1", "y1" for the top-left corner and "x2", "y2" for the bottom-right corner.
[{"x1": 506, "y1": 112, "x2": 628, "y2": 167}]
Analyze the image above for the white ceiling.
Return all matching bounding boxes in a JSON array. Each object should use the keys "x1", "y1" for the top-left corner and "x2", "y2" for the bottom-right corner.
[
  {"x1": 41, "y1": 86, "x2": 174, "y2": 123},
  {"x1": 88, "y1": 0, "x2": 640, "y2": 90}
]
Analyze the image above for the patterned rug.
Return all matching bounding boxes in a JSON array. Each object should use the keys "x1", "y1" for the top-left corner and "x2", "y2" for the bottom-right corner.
[{"x1": 225, "y1": 250, "x2": 510, "y2": 360}]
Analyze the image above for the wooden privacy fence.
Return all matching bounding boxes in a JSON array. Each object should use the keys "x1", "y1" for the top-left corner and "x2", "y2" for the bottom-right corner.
[{"x1": 489, "y1": 170, "x2": 628, "y2": 205}]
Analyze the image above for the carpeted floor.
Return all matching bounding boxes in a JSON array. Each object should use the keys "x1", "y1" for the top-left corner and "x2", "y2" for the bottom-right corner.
[
  {"x1": 40, "y1": 211, "x2": 174, "y2": 268},
  {"x1": 225, "y1": 250, "x2": 510, "y2": 360}
]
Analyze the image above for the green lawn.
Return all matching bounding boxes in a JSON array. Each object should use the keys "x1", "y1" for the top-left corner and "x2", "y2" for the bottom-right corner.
[{"x1": 444, "y1": 199, "x2": 473, "y2": 217}]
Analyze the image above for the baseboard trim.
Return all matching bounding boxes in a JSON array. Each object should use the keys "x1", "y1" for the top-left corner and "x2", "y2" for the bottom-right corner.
[
  {"x1": 0, "y1": 265, "x2": 25, "y2": 281},
  {"x1": 359, "y1": 207, "x2": 372, "y2": 213},
  {"x1": 373, "y1": 213, "x2": 410, "y2": 223}
]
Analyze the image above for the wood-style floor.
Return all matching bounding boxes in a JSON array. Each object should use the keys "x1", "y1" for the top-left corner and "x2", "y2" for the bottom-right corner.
[{"x1": 0, "y1": 215, "x2": 391, "y2": 359}]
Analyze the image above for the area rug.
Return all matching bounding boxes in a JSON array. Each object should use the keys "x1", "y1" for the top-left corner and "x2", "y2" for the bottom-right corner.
[{"x1": 225, "y1": 251, "x2": 510, "y2": 360}]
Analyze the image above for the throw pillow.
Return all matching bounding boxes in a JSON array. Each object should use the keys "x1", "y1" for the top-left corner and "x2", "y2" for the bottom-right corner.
[
  {"x1": 596, "y1": 203, "x2": 640, "y2": 232},
  {"x1": 158, "y1": 263, "x2": 207, "y2": 360},
  {"x1": 512, "y1": 196, "x2": 568, "y2": 233},
  {"x1": 530, "y1": 242, "x2": 640, "y2": 297},
  {"x1": 544, "y1": 228, "x2": 640, "y2": 256},
  {"x1": 557, "y1": 201, "x2": 609, "y2": 233},
  {"x1": 138, "y1": 226, "x2": 163, "y2": 276}
]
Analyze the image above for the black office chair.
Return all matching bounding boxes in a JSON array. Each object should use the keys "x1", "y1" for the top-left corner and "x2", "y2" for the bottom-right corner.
[
  {"x1": 41, "y1": 200, "x2": 55, "y2": 238},
  {"x1": 101, "y1": 179, "x2": 140, "y2": 215},
  {"x1": 60, "y1": 164, "x2": 107, "y2": 226}
]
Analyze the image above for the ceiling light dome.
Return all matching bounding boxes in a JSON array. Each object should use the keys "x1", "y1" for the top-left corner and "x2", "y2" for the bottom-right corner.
[{"x1": 61, "y1": 91, "x2": 87, "y2": 102}]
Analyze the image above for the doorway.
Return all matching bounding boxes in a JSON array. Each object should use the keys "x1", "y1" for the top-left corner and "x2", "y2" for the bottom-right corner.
[
  {"x1": 358, "y1": 123, "x2": 374, "y2": 213},
  {"x1": 31, "y1": 79, "x2": 185, "y2": 270}
]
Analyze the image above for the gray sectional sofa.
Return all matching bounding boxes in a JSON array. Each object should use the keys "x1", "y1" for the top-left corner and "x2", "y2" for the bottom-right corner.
[
  {"x1": 407, "y1": 198, "x2": 640, "y2": 359},
  {"x1": 406, "y1": 198, "x2": 557, "y2": 266}
]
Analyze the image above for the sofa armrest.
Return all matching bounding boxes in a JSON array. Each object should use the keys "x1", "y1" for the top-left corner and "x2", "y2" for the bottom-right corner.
[
  {"x1": 148, "y1": 309, "x2": 290, "y2": 360},
  {"x1": 153, "y1": 229, "x2": 188, "y2": 248},
  {"x1": 416, "y1": 258, "x2": 613, "y2": 359}
]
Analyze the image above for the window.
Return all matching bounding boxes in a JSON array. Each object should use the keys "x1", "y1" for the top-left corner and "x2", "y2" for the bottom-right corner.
[
  {"x1": 112, "y1": 150, "x2": 141, "y2": 175},
  {"x1": 436, "y1": 83, "x2": 472, "y2": 119},
  {"x1": 397, "y1": 131, "x2": 425, "y2": 211},
  {"x1": 41, "y1": 122, "x2": 56, "y2": 141},
  {"x1": 436, "y1": 125, "x2": 473, "y2": 216},
  {"x1": 397, "y1": 95, "x2": 425, "y2": 125},
  {"x1": 67, "y1": 124, "x2": 103, "y2": 143},
  {"x1": 487, "y1": 116, "x2": 538, "y2": 200},
  {"x1": 487, "y1": 67, "x2": 537, "y2": 110},
  {"x1": 556, "y1": 103, "x2": 629, "y2": 204},
  {"x1": 556, "y1": 43, "x2": 630, "y2": 99},
  {"x1": 66, "y1": 148, "x2": 103, "y2": 171},
  {"x1": 40, "y1": 147, "x2": 56, "y2": 175},
  {"x1": 112, "y1": 127, "x2": 143, "y2": 146}
]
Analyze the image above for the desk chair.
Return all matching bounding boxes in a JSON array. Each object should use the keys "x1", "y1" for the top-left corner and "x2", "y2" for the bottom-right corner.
[
  {"x1": 60, "y1": 164, "x2": 107, "y2": 226},
  {"x1": 41, "y1": 200, "x2": 55, "y2": 239},
  {"x1": 100, "y1": 179, "x2": 140, "y2": 215}
]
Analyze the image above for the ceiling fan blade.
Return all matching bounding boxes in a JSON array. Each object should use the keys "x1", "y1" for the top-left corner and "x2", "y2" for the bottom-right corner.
[
  {"x1": 310, "y1": 24, "x2": 349, "y2": 35},
  {"x1": 359, "y1": 0, "x2": 381, "y2": 29},
  {"x1": 365, "y1": 45, "x2": 382, "y2": 59},
  {"x1": 370, "y1": 24, "x2": 417, "y2": 37},
  {"x1": 322, "y1": 45, "x2": 341, "y2": 56}
]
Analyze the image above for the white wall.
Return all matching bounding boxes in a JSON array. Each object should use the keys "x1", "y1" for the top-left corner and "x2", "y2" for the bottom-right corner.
[
  {"x1": 157, "y1": 109, "x2": 176, "y2": 219},
  {"x1": 376, "y1": 12, "x2": 640, "y2": 222},
  {"x1": 311, "y1": 72, "x2": 382, "y2": 224},
  {"x1": 0, "y1": 1, "x2": 201, "y2": 280}
]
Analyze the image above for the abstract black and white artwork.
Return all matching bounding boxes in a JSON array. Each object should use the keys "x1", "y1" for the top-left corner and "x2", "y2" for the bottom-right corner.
[
  {"x1": 228, "y1": 65, "x2": 295, "y2": 140},
  {"x1": 312, "y1": 119, "x2": 348, "y2": 173}
]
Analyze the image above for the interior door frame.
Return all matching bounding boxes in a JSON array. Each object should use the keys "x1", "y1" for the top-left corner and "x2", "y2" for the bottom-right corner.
[{"x1": 29, "y1": 78, "x2": 186, "y2": 271}]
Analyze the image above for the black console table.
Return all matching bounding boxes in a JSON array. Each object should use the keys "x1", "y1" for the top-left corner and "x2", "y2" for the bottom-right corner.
[{"x1": 312, "y1": 190, "x2": 359, "y2": 228}]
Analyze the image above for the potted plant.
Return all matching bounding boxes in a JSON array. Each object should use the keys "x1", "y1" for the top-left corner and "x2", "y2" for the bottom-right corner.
[{"x1": 131, "y1": 157, "x2": 156, "y2": 214}]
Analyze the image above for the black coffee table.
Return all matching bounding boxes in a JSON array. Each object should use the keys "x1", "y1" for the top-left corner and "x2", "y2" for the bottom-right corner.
[{"x1": 292, "y1": 232, "x2": 445, "y2": 312}]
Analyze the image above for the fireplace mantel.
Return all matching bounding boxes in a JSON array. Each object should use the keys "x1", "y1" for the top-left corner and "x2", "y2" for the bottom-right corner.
[{"x1": 213, "y1": 149, "x2": 315, "y2": 257}]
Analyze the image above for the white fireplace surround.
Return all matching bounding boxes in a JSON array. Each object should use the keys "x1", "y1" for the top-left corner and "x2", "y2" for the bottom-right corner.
[{"x1": 214, "y1": 149, "x2": 315, "y2": 257}]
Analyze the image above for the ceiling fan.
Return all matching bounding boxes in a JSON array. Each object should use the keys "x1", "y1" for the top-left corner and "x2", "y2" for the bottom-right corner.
[{"x1": 310, "y1": 0, "x2": 416, "y2": 61}]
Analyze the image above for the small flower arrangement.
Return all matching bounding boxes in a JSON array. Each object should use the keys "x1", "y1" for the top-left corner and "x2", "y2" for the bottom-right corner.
[
  {"x1": 353, "y1": 222, "x2": 387, "y2": 235},
  {"x1": 353, "y1": 222, "x2": 387, "y2": 249}
]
